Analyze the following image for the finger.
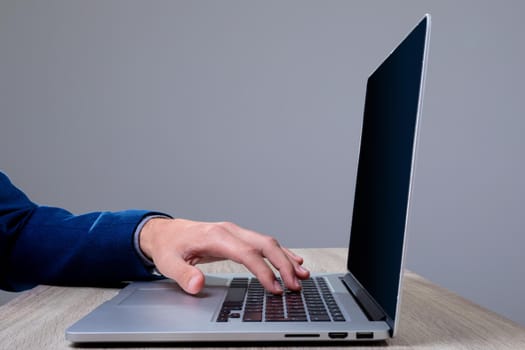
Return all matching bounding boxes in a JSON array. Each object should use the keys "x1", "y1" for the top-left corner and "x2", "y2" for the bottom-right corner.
[
  {"x1": 239, "y1": 250, "x2": 284, "y2": 294},
  {"x1": 264, "y1": 248, "x2": 301, "y2": 291},
  {"x1": 155, "y1": 254, "x2": 205, "y2": 295},
  {"x1": 282, "y1": 247, "x2": 304, "y2": 265},
  {"x1": 282, "y1": 248, "x2": 310, "y2": 279},
  {"x1": 242, "y1": 235, "x2": 300, "y2": 291},
  {"x1": 229, "y1": 227, "x2": 301, "y2": 291},
  {"x1": 193, "y1": 225, "x2": 284, "y2": 294}
]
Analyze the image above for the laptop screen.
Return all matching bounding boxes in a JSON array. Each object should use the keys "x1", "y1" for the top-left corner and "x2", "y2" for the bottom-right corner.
[{"x1": 347, "y1": 17, "x2": 428, "y2": 323}]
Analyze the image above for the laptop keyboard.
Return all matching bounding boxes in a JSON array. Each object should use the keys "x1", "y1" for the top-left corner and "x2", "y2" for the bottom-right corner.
[{"x1": 216, "y1": 277, "x2": 346, "y2": 322}]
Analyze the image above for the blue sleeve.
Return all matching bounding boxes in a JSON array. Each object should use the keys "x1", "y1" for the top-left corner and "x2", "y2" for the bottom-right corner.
[{"x1": 0, "y1": 172, "x2": 165, "y2": 291}]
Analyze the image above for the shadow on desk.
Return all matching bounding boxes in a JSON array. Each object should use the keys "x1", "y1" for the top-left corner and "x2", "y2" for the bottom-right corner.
[
  {"x1": 391, "y1": 271, "x2": 525, "y2": 349},
  {"x1": 0, "y1": 290, "x2": 21, "y2": 305}
]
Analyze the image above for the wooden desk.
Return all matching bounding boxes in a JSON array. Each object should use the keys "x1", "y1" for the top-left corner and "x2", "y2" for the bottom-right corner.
[{"x1": 1, "y1": 248, "x2": 524, "y2": 349}]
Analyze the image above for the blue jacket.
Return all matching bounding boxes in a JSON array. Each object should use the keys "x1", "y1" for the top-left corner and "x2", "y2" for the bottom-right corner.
[{"x1": 0, "y1": 172, "x2": 161, "y2": 291}]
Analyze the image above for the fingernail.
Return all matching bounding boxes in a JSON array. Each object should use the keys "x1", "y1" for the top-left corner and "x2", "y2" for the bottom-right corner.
[
  {"x1": 188, "y1": 275, "x2": 200, "y2": 294},
  {"x1": 273, "y1": 280, "x2": 283, "y2": 293},
  {"x1": 298, "y1": 265, "x2": 309, "y2": 273}
]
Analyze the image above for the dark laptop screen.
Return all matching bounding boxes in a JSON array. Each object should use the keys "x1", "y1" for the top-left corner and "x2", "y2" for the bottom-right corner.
[{"x1": 347, "y1": 17, "x2": 428, "y2": 323}]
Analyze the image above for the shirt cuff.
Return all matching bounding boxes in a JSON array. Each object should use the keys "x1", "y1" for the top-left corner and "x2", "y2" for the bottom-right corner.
[{"x1": 133, "y1": 214, "x2": 171, "y2": 268}]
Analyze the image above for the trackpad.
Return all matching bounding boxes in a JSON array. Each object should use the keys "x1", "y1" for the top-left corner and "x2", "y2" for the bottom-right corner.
[{"x1": 118, "y1": 278, "x2": 227, "y2": 310}]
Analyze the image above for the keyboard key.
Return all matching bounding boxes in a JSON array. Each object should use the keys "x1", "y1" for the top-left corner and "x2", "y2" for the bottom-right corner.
[
  {"x1": 243, "y1": 311, "x2": 263, "y2": 322},
  {"x1": 217, "y1": 277, "x2": 346, "y2": 323}
]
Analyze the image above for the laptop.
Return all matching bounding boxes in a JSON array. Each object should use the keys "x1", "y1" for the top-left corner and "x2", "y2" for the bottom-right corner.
[{"x1": 66, "y1": 14, "x2": 431, "y2": 344}]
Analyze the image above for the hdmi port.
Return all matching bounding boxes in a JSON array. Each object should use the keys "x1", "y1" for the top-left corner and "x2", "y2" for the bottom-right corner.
[{"x1": 328, "y1": 332, "x2": 348, "y2": 339}]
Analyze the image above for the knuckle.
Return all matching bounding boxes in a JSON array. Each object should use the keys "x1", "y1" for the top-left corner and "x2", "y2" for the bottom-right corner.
[
  {"x1": 219, "y1": 221, "x2": 238, "y2": 231},
  {"x1": 204, "y1": 225, "x2": 239, "y2": 249},
  {"x1": 206, "y1": 223, "x2": 229, "y2": 238},
  {"x1": 264, "y1": 235, "x2": 280, "y2": 247}
]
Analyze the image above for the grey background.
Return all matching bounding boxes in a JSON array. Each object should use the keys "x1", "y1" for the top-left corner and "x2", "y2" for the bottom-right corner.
[{"x1": 0, "y1": 0, "x2": 523, "y2": 326}]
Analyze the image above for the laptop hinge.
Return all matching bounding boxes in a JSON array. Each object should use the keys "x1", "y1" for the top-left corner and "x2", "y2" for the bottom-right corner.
[{"x1": 341, "y1": 274, "x2": 387, "y2": 322}]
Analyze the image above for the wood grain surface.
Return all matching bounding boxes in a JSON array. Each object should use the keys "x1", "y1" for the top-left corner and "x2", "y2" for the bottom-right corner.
[{"x1": 0, "y1": 248, "x2": 524, "y2": 349}]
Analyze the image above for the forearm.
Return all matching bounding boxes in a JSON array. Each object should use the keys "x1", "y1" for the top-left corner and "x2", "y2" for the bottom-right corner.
[{"x1": 4, "y1": 206, "x2": 164, "y2": 291}]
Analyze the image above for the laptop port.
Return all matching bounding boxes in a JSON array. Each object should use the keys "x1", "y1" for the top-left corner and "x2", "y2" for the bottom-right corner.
[
  {"x1": 356, "y1": 332, "x2": 374, "y2": 339},
  {"x1": 285, "y1": 334, "x2": 320, "y2": 338},
  {"x1": 328, "y1": 332, "x2": 348, "y2": 339}
]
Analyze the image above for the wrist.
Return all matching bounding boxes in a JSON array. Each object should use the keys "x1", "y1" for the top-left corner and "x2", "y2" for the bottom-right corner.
[{"x1": 139, "y1": 217, "x2": 171, "y2": 260}]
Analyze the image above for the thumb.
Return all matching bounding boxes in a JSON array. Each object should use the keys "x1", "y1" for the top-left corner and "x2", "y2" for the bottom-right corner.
[{"x1": 158, "y1": 255, "x2": 205, "y2": 295}]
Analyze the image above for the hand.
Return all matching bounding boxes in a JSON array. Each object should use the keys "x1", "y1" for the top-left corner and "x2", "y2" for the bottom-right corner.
[{"x1": 139, "y1": 218, "x2": 310, "y2": 295}]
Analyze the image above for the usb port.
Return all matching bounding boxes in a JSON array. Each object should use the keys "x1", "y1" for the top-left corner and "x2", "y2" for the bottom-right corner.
[{"x1": 356, "y1": 332, "x2": 374, "y2": 339}]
